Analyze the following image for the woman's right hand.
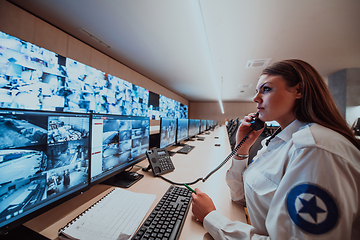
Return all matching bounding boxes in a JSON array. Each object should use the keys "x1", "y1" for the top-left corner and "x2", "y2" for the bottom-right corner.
[{"x1": 235, "y1": 113, "x2": 264, "y2": 155}]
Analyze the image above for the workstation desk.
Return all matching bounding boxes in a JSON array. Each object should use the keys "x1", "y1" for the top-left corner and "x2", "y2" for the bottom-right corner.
[{"x1": 23, "y1": 125, "x2": 247, "y2": 240}]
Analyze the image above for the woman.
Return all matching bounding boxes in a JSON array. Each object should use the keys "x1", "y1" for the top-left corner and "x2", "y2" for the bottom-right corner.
[{"x1": 191, "y1": 59, "x2": 360, "y2": 239}]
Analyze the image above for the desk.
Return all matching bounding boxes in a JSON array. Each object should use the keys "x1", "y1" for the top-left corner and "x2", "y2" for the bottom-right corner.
[{"x1": 24, "y1": 125, "x2": 247, "y2": 240}]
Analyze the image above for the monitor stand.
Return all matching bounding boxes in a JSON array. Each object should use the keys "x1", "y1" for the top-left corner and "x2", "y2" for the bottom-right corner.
[
  {"x1": 1, "y1": 225, "x2": 49, "y2": 240},
  {"x1": 167, "y1": 151, "x2": 177, "y2": 156},
  {"x1": 175, "y1": 142, "x2": 187, "y2": 147},
  {"x1": 103, "y1": 171, "x2": 144, "y2": 188},
  {"x1": 185, "y1": 137, "x2": 196, "y2": 141}
]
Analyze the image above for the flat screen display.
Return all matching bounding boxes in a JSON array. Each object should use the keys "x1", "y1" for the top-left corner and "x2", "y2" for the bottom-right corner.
[
  {"x1": 176, "y1": 118, "x2": 188, "y2": 143},
  {"x1": 0, "y1": 30, "x2": 149, "y2": 117},
  {"x1": 90, "y1": 114, "x2": 149, "y2": 183},
  {"x1": 200, "y1": 119, "x2": 207, "y2": 133},
  {"x1": 159, "y1": 118, "x2": 176, "y2": 148},
  {"x1": 0, "y1": 109, "x2": 90, "y2": 232},
  {"x1": 188, "y1": 119, "x2": 200, "y2": 137}
]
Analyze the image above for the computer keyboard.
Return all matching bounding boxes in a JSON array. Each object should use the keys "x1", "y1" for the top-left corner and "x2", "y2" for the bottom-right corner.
[
  {"x1": 196, "y1": 137, "x2": 205, "y2": 141},
  {"x1": 176, "y1": 145, "x2": 195, "y2": 154},
  {"x1": 131, "y1": 185, "x2": 192, "y2": 240}
]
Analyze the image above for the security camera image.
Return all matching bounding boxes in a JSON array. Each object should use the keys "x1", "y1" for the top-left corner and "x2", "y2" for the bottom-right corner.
[
  {"x1": 63, "y1": 60, "x2": 150, "y2": 116},
  {"x1": 100, "y1": 118, "x2": 149, "y2": 172},
  {"x1": 46, "y1": 139, "x2": 89, "y2": 171},
  {"x1": 0, "y1": 172, "x2": 47, "y2": 224},
  {"x1": 160, "y1": 118, "x2": 176, "y2": 148},
  {"x1": 177, "y1": 119, "x2": 188, "y2": 142},
  {"x1": 47, "y1": 116, "x2": 89, "y2": 144},
  {"x1": 1, "y1": 31, "x2": 186, "y2": 121},
  {"x1": 0, "y1": 113, "x2": 47, "y2": 149},
  {"x1": 0, "y1": 110, "x2": 89, "y2": 227},
  {"x1": 0, "y1": 31, "x2": 67, "y2": 111}
]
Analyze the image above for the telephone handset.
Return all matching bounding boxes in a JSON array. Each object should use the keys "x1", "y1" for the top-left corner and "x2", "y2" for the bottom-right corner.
[
  {"x1": 249, "y1": 113, "x2": 265, "y2": 131},
  {"x1": 145, "y1": 148, "x2": 175, "y2": 176},
  {"x1": 202, "y1": 113, "x2": 264, "y2": 182}
]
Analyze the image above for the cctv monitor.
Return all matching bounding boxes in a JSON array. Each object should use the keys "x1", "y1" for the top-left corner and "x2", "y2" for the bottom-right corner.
[
  {"x1": 159, "y1": 118, "x2": 176, "y2": 149},
  {"x1": 188, "y1": 119, "x2": 200, "y2": 138},
  {"x1": 200, "y1": 119, "x2": 207, "y2": 133},
  {"x1": 0, "y1": 108, "x2": 90, "y2": 234},
  {"x1": 175, "y1": 118, "x2": 189, "y2": 145},
  {"x1": 90, "y1": 113, "x2": 149, "y2": 187}
]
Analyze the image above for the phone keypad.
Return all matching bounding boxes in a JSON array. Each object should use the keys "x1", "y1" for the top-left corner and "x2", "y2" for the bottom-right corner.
[{"x1": 159, "y1": 157, "x2": 174, "y2": 171}]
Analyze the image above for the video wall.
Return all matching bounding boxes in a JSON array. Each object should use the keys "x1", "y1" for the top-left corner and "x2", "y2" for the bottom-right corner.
[{"x1": 0, "y1": 31, "x2": 187, "y2": 119}]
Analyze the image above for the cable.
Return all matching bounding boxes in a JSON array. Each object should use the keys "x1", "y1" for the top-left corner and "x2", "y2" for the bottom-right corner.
[
  {"x1": 148, "y1": 129, "x2": 254, "y2": 186},
  {"x1": 202, "y1": 129, "x2": 253, "y2": 182},
  {"x1": 158, "y1": 176, "x2": 203, "y2": 186}
]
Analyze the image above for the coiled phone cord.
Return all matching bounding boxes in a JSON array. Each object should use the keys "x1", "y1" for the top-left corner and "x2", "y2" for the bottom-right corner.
[{"x1": 158, "y1": 128, "x2": 254, "y2": 186}]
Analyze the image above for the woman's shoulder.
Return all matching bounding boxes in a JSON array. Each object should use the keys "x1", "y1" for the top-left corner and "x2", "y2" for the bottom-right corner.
[{"x1": 292, "y1": 123, "x2": 360, "y2": 159}]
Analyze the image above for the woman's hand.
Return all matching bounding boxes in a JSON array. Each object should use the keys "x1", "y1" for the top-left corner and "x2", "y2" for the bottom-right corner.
[
  {"x1": 191, "y1": 188, "x2": 216, "y2": 222},
  {"x1": 235, "y1": 113, "x2": 265, "y2": 155}
]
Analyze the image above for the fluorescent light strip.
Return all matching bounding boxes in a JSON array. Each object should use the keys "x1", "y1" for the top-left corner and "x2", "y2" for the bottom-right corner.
[{"x1": 190, "y1": 0, "x2": 225, "y2": 114}]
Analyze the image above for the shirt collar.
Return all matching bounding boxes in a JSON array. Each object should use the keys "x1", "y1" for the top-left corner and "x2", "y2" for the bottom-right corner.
[{"x1": 275, "y1": 120, "x2": 310, "y2": 143}]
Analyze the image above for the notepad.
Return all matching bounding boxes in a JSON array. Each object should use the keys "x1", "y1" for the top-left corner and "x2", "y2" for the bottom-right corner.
[{"x1": 58, "y1": 188, "x2": 156, "y2": 240}]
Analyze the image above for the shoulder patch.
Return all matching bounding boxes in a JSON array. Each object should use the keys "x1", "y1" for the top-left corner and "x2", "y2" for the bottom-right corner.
[{"x1": 286, "y1": 183, "x2": 339, "y2": 235}]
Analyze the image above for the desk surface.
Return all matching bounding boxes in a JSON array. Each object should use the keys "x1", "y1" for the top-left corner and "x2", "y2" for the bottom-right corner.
[{"x1": 24, "y1": 125, "x2": 246, "y2": 240}]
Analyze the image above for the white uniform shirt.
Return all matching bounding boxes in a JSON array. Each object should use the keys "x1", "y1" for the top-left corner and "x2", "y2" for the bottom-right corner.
[{"x1": 203, "y1": 120, "x2": 360, "y2": 240}]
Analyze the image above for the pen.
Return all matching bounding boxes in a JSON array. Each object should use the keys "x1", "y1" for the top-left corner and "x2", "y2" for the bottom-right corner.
[{"x1": 184, "y1": 184, "x2": 196, "y2": 194}]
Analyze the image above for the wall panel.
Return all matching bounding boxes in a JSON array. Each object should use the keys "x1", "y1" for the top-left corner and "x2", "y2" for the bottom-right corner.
[
  {"x1": 67, "y1": 36, "x2": 92, "y2": 66},
  {"x1": 90, "y1": 48, "x2": 110, "y2": 73},
  {"x1": 189, "y1": 102, "x2": 256, "y2": 125},
  {"x1": 34, "y1": 18, "x2": 68, "y2": 57},
  {"x1": 0, "y1": 0, "x2": 35, "y2": 43}
]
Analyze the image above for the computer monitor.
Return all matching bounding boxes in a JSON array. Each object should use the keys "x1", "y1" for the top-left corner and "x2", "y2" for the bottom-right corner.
[
  {"x1": 188, "y1": 119, "x2": 200, "y2": 138},
  {"x1": 159, "y1": 118, "x2": 176, "y2": 148},
  {"x1": 200, "y1": 119, "x2": 207, "y2": 133},
  {"x1": 90, "y1": 113, "x2": 149, "y2": 185},
  {"x1": 175, "y1": 118, "x2": 189, "y2": 145},
  {"x1": 0, "y1": 109, "x2": 90, "y2": 234}
]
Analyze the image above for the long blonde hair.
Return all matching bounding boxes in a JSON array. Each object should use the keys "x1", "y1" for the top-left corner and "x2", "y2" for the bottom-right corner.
[{"x1": 262, "y1": 59, "x2": 360, "y2": 150}]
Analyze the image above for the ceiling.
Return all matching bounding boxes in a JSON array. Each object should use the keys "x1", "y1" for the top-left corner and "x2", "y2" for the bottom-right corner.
[{"x1": 8, "y1": 0, "x2": 360, "y2": 104}]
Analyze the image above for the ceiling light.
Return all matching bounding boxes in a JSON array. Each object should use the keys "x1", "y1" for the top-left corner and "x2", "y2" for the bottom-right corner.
[
  {"x1": 79, "y1": 28, "x2": 111, "y2": 48},
  {"x1": 246, "y1": 59, "x2": 271, "y2": 68},
  {"x1": 191, "y1": 0, "x2": 224, "y2": 114},
  {"x1": 238, "y1": 84, "x2": 253, "y2": 88}
]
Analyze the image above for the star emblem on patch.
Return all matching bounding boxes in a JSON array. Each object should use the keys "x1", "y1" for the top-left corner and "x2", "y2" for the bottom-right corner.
[{"x1": 286, "y1": 183, "x2": 339, "y2": 235}]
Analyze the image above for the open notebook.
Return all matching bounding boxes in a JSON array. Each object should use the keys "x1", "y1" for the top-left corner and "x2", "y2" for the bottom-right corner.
[{"x1": 58, "y1": 188, "x2": 156, "y2": 240}]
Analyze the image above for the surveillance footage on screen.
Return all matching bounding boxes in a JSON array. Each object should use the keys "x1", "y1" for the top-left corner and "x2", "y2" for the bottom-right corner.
[
  {"x1": 0, "y1": 110, "x2": 89, "y2": 225},
  {"x1": 0, "y1": 30, "x2": 187, "y2": 119}
]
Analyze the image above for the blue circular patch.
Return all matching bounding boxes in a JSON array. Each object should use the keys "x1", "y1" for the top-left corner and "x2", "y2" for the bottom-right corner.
[{"x1": 286, "y1": 183, "x2": 339, "y2": 235}]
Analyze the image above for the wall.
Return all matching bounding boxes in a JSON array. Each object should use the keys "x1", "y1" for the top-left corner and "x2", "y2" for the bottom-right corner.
[
  {"x1": 0, "y1": 0, "x2": 188, "y2": 107},
  {"x1": 189, "y1": 101, "x2": 257, "y2": 125},
  {"x1": 329, "y1": 68, "x2": 360, "y2": 126}
]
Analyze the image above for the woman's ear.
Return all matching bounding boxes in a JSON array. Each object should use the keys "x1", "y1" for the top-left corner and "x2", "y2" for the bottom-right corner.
[{"x1": 295, "y1": 82, "x2": 303, "y2": 99}]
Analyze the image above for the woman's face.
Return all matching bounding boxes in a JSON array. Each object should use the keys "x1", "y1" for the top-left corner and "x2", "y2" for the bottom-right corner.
[{"x1": 253, "y1": 74, "x2": 302, "y2": 129}]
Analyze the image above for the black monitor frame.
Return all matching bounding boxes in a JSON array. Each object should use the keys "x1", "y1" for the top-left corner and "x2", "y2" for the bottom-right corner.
[
  {"x1": 89, "y1": 113, "x2": 149, "y2": 187},
  {"x1": 0, "y1": 108, "x2": 91, "y2": 235}
]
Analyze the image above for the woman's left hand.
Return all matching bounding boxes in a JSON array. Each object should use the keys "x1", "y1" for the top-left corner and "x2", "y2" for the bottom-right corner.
[{"x1": 191, "y1": 188, "x2": 216, "y2": 222}]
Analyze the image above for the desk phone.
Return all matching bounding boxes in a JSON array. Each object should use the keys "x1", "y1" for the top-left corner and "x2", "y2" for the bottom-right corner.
[{"x1": 146, "y1": 148, "x2": 175, "y2": 176}]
